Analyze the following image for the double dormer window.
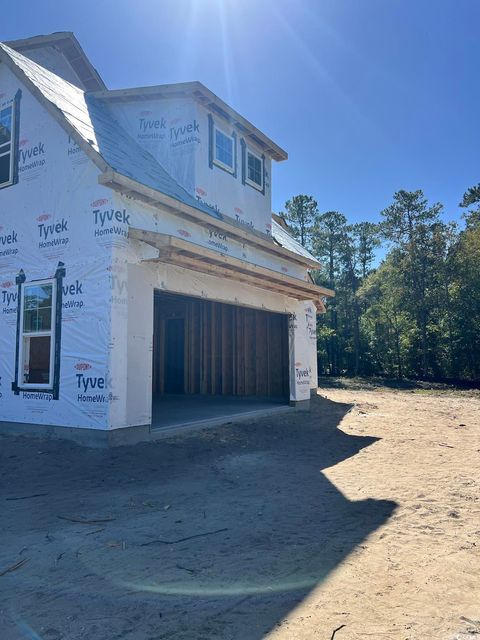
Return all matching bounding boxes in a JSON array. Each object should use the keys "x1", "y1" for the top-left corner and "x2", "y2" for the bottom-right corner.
[{"x1": 208, "y1": 113, "x2": 265, "y2": 194}]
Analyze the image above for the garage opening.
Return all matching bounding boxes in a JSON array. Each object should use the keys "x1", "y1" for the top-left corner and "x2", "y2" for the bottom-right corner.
[{"x1": 152, "y1": 291, "x2": 290, "y2": 428}]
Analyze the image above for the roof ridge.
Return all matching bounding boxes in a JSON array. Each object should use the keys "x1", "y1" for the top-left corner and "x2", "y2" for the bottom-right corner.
[
  {"x1": 0, "y1": 42, "x2": 222, "y2": 220},
  {"x1": 0, "y1": 41, "x2": 87, "y2": 94},
  {"x1": 5, "y1": 32, "x2": 106, "y2": 91}
]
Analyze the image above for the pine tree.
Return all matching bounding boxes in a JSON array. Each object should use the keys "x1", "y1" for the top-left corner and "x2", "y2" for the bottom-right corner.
[{"x1": 282, "y1": 195, "x2": 318, "y2": 247}]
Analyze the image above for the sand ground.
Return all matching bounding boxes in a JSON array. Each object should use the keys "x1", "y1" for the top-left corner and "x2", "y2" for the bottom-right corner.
[{"x1": 0, "y1": 382, "x2": 479, "y2": 639}]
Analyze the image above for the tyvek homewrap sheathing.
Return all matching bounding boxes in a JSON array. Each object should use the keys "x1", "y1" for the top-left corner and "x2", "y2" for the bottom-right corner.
[
  {"x1": 0, "y1": 44, "x2": 221, "y2": 223},
  {"x1": 0, "y1": 66, "x2": 114, "y2": 429},
  {"x1": 106, "y1": 206, "x2": 318, "y2": 428},
  {"x1": 111, "y1": 98, "x2": 273, "y2": 235},
  {"x1": 0, "y1": 44, "x2": 320, "y2": 432}
]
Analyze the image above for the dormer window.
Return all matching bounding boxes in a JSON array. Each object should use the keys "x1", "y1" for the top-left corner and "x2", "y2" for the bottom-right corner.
[
  {"x1": 208, "y1": 114, "x2": 237, "y2": 177},
  {"x1": 214, "y1": 126, "x2": 235, "y2": 173},
  {"x1": 247, "y1": 149, "x2": 263, "y2": 189},
  {"x1": 0, "y1": 91, "x2": 21, "y2": 190},
  {"x1": 243, "y1": 144, "x2": 264, "y2": 193}
]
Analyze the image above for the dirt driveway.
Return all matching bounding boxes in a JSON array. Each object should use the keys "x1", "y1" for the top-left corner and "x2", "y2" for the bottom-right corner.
[{"x1": 1, "y1": 384, "x2": 479, "y2": 639}]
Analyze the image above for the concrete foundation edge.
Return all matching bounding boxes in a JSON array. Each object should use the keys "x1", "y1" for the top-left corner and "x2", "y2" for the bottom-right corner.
[{"x1": 0, "y1": 403, "x2": 302, "y2": 448}]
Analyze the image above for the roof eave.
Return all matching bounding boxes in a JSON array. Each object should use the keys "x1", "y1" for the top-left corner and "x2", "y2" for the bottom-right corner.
[
  {"x1": 5, "y1": 32, "x2": 107, "y2": 92},
  {"x1": 97, "y1": 169, "x2": 329, "y2": 276},
  {"x1": 0, "y1": 45, "x2": 109, "y2": 175},
  {"x1": 91, "y1": 81, "x2": 288, "y2": 162}
]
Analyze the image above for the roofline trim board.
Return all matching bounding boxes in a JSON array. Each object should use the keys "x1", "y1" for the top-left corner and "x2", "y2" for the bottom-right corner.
[
  {"x1": 98, "y1": 170, "x2": 326, "y2": 273},
  {"x1": 5, "y1": 32, "x2": 107, "y2": 91},
  {"x1": 91, "y1": 82, "x2": 288, "y2": 161},
  {"x1": 130, "y1": 228, "x2": 330, "y2": 306},
  {"x1": 0, "y1": 46, "x2": 110, "y2": 175},
  {"x1": 0, "y1": 41, "x2": 325, "y2": 291}
]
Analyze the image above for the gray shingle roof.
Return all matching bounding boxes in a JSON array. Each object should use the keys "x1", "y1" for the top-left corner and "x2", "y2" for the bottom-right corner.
[
  {"x1": 0, "y1": 42, "x2": 222, "y2": 220},
  {"x1": 271, "y1": 219, "x2": 317, "y2": 262},
  {"x1": 1, "y1": 42, "x2": 313, "y2": 262}
]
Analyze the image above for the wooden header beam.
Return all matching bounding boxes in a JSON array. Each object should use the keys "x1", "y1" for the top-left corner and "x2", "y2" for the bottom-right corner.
[
  {"x1": 99, "y1": 170, "x2": 321, "y2": 270},
  {"x1": 130, "y1": 228, "x2": 334, "y2": 309}
]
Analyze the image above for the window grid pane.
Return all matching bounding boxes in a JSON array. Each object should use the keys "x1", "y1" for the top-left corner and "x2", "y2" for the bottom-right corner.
[
  {"x1": 0, "y1": 107, "x2": 12, "y2": 146},
  {"x1": 23, "y1": 284, "x2": 53, "y2": 333},
  {"x1": 18, "y1": 279, "x2": 57, "y2": 390},
  {"x1": 215, "y1": 129, "x2": 233, "y2": 168},
  {"x1": 0, "y1": 153, "x2": 11, "y2": 185},
  {"x1": 247, "y1": 152, "x2": 262, "y2": 186}
]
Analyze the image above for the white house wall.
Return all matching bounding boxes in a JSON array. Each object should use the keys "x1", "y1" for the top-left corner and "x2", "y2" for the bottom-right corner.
[
  {"x1": 109, "y1": 98, "x2": 272, "y2": 235},
  {"x1": 111, "y1": 98, "x2": 198, "y2": 196},
  {"x1": 0, "y1": 66, "x2": 114, "y2": 430},
  {"x1": 0, "y1": 65, "x2": 318, "y2": 433},
  {"x1": 289, "y1": 302, "x2": 318, "y2": 401},
  {"x1": 111, "y1": 193, "x2": 308, "y2": 281},
  {"x1": 194, "y1": 103, "x2": 273, "y2": 236},
  {"x1": 107, "y1": 193, "x2": 317, "y2": 428},
  {"x1": 108, "y1": 257, "x2": 316, "y2": 428}
]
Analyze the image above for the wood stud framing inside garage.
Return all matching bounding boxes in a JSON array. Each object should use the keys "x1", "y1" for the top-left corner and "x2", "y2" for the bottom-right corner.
[{"x1": 153, "y1": 292, "x2": 290, "y2": 398}]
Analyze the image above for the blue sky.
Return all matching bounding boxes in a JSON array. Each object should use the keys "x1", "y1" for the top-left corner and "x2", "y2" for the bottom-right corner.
[{"x1": 3, "y1": 0, "x2": 479, "y2": 225}]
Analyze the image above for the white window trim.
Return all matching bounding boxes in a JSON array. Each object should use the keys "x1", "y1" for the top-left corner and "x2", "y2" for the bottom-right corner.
[
  {"x1": 0, "y1": 104, "x2": 15, "y2": 190},
  {"x1": 245, "y1": 146, "x2": 264, "y2": 191},
  {"x1": 213, "y1": 125, "x2": 235, "y2": 174},
  {"x1": 18, "y1": 278, "x2": 56, "y2": 390}
]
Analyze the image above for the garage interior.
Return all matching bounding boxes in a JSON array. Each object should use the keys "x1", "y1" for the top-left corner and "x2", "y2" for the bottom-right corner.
[{"x1": 152, "y1": 291, "x2": 291, "y2": 429}]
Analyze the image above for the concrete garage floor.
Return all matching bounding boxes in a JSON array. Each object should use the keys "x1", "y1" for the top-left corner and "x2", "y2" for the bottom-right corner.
[{"x1": 151, "y1": 394, "x2": 290, "y2": 432}]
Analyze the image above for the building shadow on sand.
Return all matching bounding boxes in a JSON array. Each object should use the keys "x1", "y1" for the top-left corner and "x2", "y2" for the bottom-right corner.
[
  {"x1": 1, "y1": 394, "x2": 397, "y2": 640},
  {"x1": 140, "y1": 394, "x2": 397, "y2": 638}
]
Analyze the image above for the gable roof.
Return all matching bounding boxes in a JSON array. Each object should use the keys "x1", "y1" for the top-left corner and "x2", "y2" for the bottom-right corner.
[
  {"x1": 0, "y1": 42, "x2": 222, "y2": 220},
  {"x1": 0, "y1": 41, "x2": 322, "y2": 270},
  {"x1": 6, "y1": 32, "x2": 106, "y2": 92}
]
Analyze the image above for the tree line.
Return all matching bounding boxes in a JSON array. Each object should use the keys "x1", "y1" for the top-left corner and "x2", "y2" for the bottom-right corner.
[{"x1": 281, "y1": 186, "x2": 480, "y2": 381}]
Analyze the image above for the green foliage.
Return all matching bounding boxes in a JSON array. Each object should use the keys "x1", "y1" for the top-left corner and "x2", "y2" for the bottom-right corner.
[
  {"x1": 281, "y1": 195, "x2": 318, "y2": 247},
  {"x1": 460, "y1": 183, "x2": 480, "y2": 230},
  {"x1": 460, "y1": 183, "x2": 480, "y2": 208},
  {"x1": 284, "y1": 185, "x2": 480, "y2": 381},
  {"x1": 447, "y1": 222, "x2": 480, "y2": 377}
]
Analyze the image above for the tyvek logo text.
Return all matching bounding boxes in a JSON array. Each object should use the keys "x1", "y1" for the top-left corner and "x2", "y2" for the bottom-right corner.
[
  {"x1": 138, "y1": 114, "x2": 166, "y2": 141},
  {"x1": 19, "y1": 140, "x2": 46, "y2": 173},
  {"x1": 74, "y1": 363, "x2": 116, "y2": 403},
  {"x1": 92, "y1": 208, "x2": 130, "y2": 239},
  {"x1": 170, "y1": 119, "x2": 200, "y2": 148},
  {"x1": 62, "y1": 279, "x2": 84, "y2": 310},
  {"x1": 0, "y1": 229, "x2": 19, "y2": 258},
  {"x1": 38, "y1": 217, "x2": 69, "y2": 249},
  {"x1": 295, "y1": 365, "x2": 312, "y2": 386},
  {"x1": 1, "y1": 280, "x2": 16, "y2": 315},
  {"x1": 206, "y1": 228, "x2": 229, "y2": 253}
]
